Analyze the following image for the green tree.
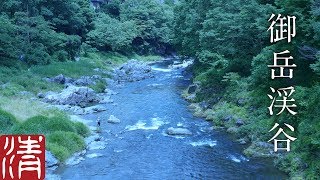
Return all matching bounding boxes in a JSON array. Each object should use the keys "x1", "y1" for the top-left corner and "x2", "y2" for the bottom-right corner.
[
  {"x1": 87, "y1": 13, "x2": 139, "y2": 51},
  {"x1": 0, "y1": 15, "x2": 18, "y2": 66},
  {"x1": 120, "y1": 0, "x2": 174, "y2": 53}
]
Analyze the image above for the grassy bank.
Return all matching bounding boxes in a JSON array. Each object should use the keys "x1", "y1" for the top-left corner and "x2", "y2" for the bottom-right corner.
[
  {"x1": 0, "y1": 108, "x2": 89, "y2": 161},
  {"x1": 0, "y1": 52, "x2": 162, "y2": 162},
  {"x1": 0, "y1": 52, "x2": 161, "y2": 96}
]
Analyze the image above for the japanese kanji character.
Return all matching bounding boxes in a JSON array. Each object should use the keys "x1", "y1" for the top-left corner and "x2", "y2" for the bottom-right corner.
[
  {"x1": 268, "y1": 50, "x2": 297, "y2": 79},
  {"x1": 268, "y1": 123, "x2": 297, "y2": 152},
  {"x1": 268, "y1": 86, "x2": 297, "y2": 115},
  {"x1": 268, "y1": 14, "x2": 296, "y2": 43}
]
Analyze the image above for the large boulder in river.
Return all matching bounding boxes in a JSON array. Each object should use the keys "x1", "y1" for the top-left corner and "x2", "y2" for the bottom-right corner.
[
  {"x1": 44, "y1": 85, "x2": 98, "y2": 106},
  {"x1": 83, "y1": 105, "x2": 107, "y2": 114},
  {"x1": 166, "y1": 127, "x2": 192, "y2": 136},
  {"x1": 113, "y1": 60, "x2": 153, "y2": 82}
]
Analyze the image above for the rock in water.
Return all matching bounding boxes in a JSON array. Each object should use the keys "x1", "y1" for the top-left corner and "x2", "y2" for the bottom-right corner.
[
  {"x1": 187, "y1": 84, "x2": 198, "y2": 94},
  {"x1": 83, "y1": 105, "x2": 107, "y2": 114},
  {"x1": 113, "y1": 60, "x2": 153, "y2": 82},
  {"x1": 88, "y1": 141, "x2": 107, "y2": 150},
  {"x1": 97, "y1": 95, "x2": 114, "y2": 104},
  {"x1": 104, "y1": 88, "x2": 118, "y2": 95},
  {"x1": 65, "y1": 156, "x2": 85, "y2": 166},
  {"x1": 45, "y1": 150, "x2": 59, "y2": 167},
  {"x1": 107, "y1": 115, "x2": 121, "y2": 124},
  {"x1": 166, "y1": 127, "x2": 192, "y2": 136}
]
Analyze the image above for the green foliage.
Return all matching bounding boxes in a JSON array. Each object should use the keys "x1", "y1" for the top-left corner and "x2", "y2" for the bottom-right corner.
[
  {"x1": 0, "y1": 15, "x2": 18, "y2": 66},
  {"x1": 8, "y1": 112, "x2": 89, "y2": 162},
  {"x1": 31, "y1": 60, "x2": 103, "y2": 78},
  {"x1": 89, "y1": 79, "x2": 106, "y2": 93},
  {"x1": 209, "y1": 101, "x2": 248, "y2": 127},
  {"x1": 175, "y1": 0, "x2": 320, "y2": 178},
  {"x1": 47, "y1": 131, "x2": 86, "y2": 161},
  {"x1": 0, "y1": 0, "x2": 172, "y2": 67},
  {"x1": 87, "y1": 0, "x2": 174, "y2": 54},
  {"x1": 87, "y1": 13, "x2": 139, "y2": 51},
  {"x1": 10, "y1": 116, "x2": 50, "y2": 134},
  {"x1": 0, "y1": 0, "x2": 94, "y2": 66},
  {"x1": 310, "y1": 53, "x2": 320, "y2": 76},
  {"x1": 46, "y1": 142, "x2": 70, "y2": 162},
  {"x1": 100, "y1": 0, "x2": 121, "y2": 17},
  {"x1": 120, "y1": 0, "x2": 174, "y2": 46},
  {"x1": 174, "y1": 0, "x2": 274, "y2": 66},
  {"x1": 74, "y1": 122, "x2": 90, "y2": 137},
  {"x1": 10, "y1": 114, "x2": 88, "y2": 136},
  {"x1": 0, "y1": 109, "x2": 18, "y2": 134}
]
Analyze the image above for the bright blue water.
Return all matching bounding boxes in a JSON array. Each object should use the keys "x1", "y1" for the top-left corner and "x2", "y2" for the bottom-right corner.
[{"x1": 56, "y1": 60, "x2": 287, "y2": 180}]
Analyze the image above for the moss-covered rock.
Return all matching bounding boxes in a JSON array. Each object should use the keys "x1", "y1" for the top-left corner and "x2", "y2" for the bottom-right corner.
[
  {"x1": 188, "y1": 103, "x2": 206, "y2": 117},
  {"x1": 244, "y1": 141, "x2": 277, "y2": 158}
]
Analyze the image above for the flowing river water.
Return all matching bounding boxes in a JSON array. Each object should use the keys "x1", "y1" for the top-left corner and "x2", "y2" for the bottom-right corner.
[{"x1": 55, "y1": 59, "x2": 287, "y2": 179}]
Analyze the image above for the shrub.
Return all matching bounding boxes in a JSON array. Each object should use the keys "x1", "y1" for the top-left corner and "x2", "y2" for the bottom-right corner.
[
  {"x1": 0, "y1": 109, "x2": 18, "y2": 134},
  {"x1": 47, "y1": 131, "x2": 86, "y2": 161},
  {"x1": 210, "y1": 101, "x2": 248, "y2": 128},
  {"x1": 74, "y1": 122, "x2": 90, "y2": 137},
  {"x1": 46, "y1": 116, "x2": 77, "y2": 133},
  {"x1": 89, "y1": 80, "x2": 106, "y2": 93},
  {"x1": 9, "y1": 114, "x2": 89, "y2": 162},
  {"x1": 10, "y1": 115, "x2": 50, "y2": 134},
  {"x1": 46, "y1": 142, "x2": 70, "y2": 162}
]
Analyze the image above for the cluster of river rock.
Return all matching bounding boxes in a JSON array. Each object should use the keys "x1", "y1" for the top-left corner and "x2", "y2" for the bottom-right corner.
[{"x1": 38, "y1": 60, "x2": 155, "y2": 115}]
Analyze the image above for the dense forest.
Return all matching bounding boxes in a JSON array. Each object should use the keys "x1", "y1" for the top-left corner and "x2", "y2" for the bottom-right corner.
[
  {"x1": 174, "y1": 0, "x2": 320, "y2": 178},
  {"x1": 0, "y1": 0, "x2": 174, "y2": 66},
  {"x1": 0, "y1": 0, "x2": 319, "y2": 179}
]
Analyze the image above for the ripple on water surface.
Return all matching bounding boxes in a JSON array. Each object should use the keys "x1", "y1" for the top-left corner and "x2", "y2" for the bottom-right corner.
[{"x1": 125, "y1": 117, "x2": 168, "y2": 131}]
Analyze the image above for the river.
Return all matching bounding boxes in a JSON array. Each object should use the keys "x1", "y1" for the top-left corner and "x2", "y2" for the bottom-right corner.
[{"x1": 55, "y1": 59, "x2": 287, "y2": 180}]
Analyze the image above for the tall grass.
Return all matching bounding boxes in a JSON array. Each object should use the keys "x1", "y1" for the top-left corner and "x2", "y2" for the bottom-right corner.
[
  {"x1": 47, "y1": 131, "x2": 86, "y2": 161},
  {"x1": 0, "y1": 109, "x2": 18, "y2": 134},
  {"x1": 6, "y1": 111, "x2": 90, "y2": 162}
]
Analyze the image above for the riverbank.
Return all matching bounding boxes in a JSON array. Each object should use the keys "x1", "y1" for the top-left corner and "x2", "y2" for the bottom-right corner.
[
  {"x1": 181, "y1": 79, "x2": 295, "y2": 178},
  {"x1": 0, "y1": 52, "x2": 162, "y2": 169}
]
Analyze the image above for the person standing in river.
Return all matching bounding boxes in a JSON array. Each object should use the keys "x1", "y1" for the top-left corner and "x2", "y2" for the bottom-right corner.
[{"x1": 96, "y1": 116, "x2": 101, "y2": 132}]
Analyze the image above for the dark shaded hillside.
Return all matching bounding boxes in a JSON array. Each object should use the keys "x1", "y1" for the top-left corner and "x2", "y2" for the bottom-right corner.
[{"x1": 0, "y1": 0, "x2": 175, "y2": 67}]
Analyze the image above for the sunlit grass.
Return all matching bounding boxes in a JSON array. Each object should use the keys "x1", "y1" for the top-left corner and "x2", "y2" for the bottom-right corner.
[{"x1": 0, "y1": 96, "x2": 56, "y2": 122}]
